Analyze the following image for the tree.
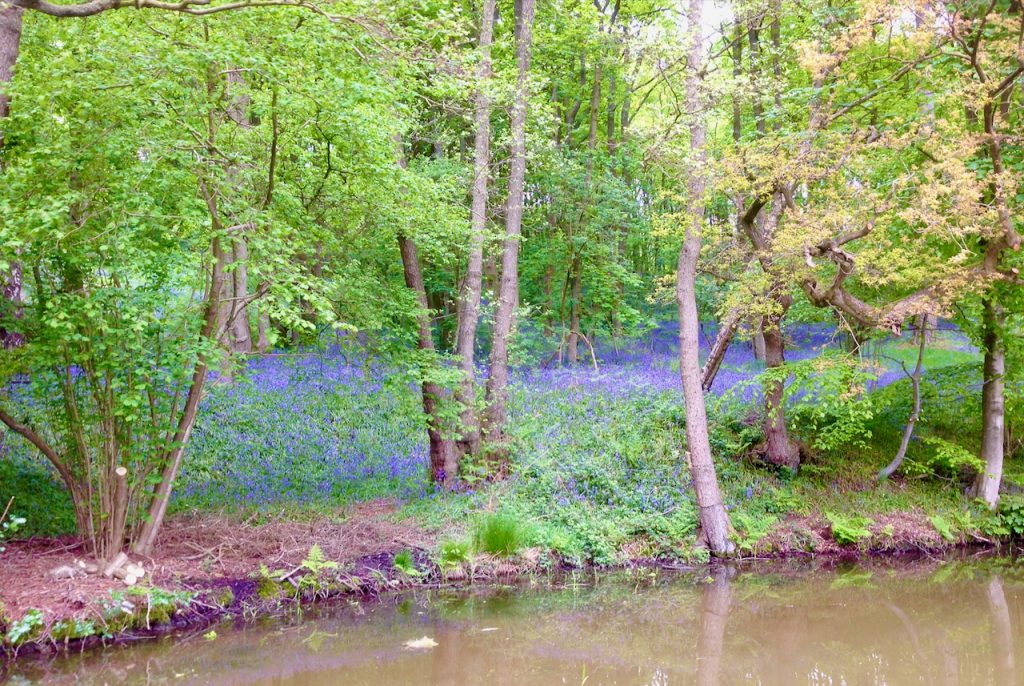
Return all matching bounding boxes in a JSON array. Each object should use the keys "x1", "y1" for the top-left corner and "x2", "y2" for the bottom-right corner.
[
  {"x1": 675, "y1": 0, "x2": 733, "y2": 555},
  {"x1": 0, "y1": 11, "x2": 394, "y2": 557},
  {"x1": 453, "y1": 0, "x2": 496, "y2": 461},
  {"x1": 483, "y1": 0, "x2": 536, "y2": 461}
]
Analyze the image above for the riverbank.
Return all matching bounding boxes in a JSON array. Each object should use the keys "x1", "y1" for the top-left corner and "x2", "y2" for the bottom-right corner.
[
  {"x1": 0, "y1": 494, "x2": 1003, "y2": 660},
  {"x1": 8, "y1": 551, "x2": 1022, "y2": 686}
]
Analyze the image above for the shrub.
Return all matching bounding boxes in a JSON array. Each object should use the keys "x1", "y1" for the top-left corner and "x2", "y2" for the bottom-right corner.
[{"x1": 996, "y1": 496, "x2": 1024, "y2": 539}]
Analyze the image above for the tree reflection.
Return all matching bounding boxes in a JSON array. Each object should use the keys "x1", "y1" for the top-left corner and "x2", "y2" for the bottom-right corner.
[
  {"x1": 696, "y1": 567, "x2": 733, "y2": 686},
  {"x1": 987, "y1": 576, "x2": 1016, "y2": 686}
]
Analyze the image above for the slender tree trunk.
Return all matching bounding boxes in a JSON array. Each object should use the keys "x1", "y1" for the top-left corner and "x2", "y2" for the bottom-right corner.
[
  {"x1": 877, "y1": 318, "x2": 927, "y2": 480},
  {"x1": 483, "y1": 0, "x2": 535, "y2": 460},
  {"x1": 678, "y1": 0, "x2": 733, "y2": 556},
  {"x1": 220, "y1": 69, "x2": 254, "y2": 355},
  {"x1": 399, "y1": 235, "x2": 459, "y2": 487},
  {"x1": 606, "y1": 70, "x2": 617, "y2": 155},
  {"x1": 701, "y1": 308, "x2": 740, "y2": 391},
  {"x1": 454, "y1": 0, "x2": 496, "y2": 459},
  {"x1": 761, "y1": 305, "x2": 800, "y2": 471},
  {"x1": 973, "y1": 297, "x2": 1006, "y2": 508},
  {"x1": 256, "y1": 310, "x2": 271, "y2": 352},
  {"x1": 567, "y1": 255, "x2": 582, "y2": 364},
  {"x1": 133, "y1": 228, "x2": 224, "y2": 555},
  {"x1": 0, "y1": 8, "x2": 24, "y2": 350},
  {"x1": 229, "y1": 235, "x2": 253, "y2": 352}
]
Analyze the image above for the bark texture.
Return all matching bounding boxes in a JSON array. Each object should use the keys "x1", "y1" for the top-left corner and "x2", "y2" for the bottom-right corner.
[
  {"x1": 453, "y1": 0, "x2": 496, "y2": 459},
  {"x1": 974, "y1": 298, "x2": 1006, "y2": 508},
  {"x1": 677, "y1": 0, "x2": 733, "y2": 556},
  {"x1": 0, "y1": 6, "x2": 20, "y2": 121},
  {"x1": 399, "y1": 235, "x2": 459, "y2": 488},
  {"x1": 760, "y1": 306, "x2": 799, "y2": 471},
  {"x1": 0, "y1": 7, "x2": 24, "y2": 349},
  {"x1": 483, "y1": 0, "x2": 535, "y2": 458}
]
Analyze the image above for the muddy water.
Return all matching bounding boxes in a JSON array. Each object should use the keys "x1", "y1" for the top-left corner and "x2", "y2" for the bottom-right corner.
[{"x1": 6, "y1": 556, "x2": 1024, "y2": 685}]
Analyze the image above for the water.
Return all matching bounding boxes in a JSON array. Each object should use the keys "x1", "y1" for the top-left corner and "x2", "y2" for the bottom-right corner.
[{"x1": 5, "y1": 556, "x2": 1023, "y2": 685}]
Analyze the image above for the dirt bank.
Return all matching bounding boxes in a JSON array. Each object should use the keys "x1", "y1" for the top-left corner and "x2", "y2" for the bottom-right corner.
[{"x1": 0, "y1": 502, "x2": 982, "y2": 661}]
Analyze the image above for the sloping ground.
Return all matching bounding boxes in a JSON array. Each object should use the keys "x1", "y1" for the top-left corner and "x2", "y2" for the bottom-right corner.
[{"x1": 0, "y1": 500, "x2": 434, "y2": 623}]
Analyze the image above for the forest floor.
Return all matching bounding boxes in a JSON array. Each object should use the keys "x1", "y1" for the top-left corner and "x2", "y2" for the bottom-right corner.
[{"x1": 0, "y1": 500, "x2": 435, "y2": 624}]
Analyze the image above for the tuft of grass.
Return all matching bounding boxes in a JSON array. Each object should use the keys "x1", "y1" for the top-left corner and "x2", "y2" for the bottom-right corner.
[{"x1": 472, "y1": 513, "x2": 527, "y2": 557}]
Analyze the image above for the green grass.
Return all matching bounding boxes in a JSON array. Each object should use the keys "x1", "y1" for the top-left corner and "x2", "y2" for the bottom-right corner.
[{"x1": 472, "y1": 513, "x2": 529, "y2": 557}]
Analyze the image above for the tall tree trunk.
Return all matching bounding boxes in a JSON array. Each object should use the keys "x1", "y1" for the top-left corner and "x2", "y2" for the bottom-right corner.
[
  {"x1": 399, "y1": 235, "x2": 459, "y2": 487},
  {"x1": 973, "y1": 297, "x2": 1006, "y2": 508},
  {"x1": 483, "y1": 0, "x2": 535, "y2": 461},
  {"x1": 256, "y1": 310, "x2": 271, "y2": 353},
  {"x1": 567, "y1": 255, "x2": 582, "y2": 364},
  {"x1": 761, "y1": 303, "x2": 800, "y2": 471},
  {"x1": 454, "y1": 0, "x2": 496, "y2": 459},
  {"x1": 677, "y1": 0, "x2": 733, "y2": 556},
  {"x1": 228, "y1": 234, "x2": 254, "y2": 352},
  {"x1": 0, "y1": 7, "x2": 24, "y2": 350}
]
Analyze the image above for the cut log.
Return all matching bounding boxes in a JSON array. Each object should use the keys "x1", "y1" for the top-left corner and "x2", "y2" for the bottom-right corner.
[
  {"x1": 107, "y1": 466, "x2": 129, "y2": 557},
  {"x1": 102, "y1": 551, "x2": 129, "y2": 578}
]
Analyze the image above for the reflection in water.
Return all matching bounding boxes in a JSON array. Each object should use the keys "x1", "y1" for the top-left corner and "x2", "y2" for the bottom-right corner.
[
  {"x1": 6, "y1": 557, "x2": 1024, "y2": 686},
  {"x1": 987, "y1": 576, "x2": 1016, "y2": 686},
  {"x1": 696, "y1": 568, "x2": 731, "y2": 686}
]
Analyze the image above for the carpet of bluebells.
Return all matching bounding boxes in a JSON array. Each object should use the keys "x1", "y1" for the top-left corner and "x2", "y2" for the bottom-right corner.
[
  {"x1": 1, "y1": 320, "x2": 979, "y2": 554},
  {"x1": 174, "y1": 323, "x2": 832, "y2": 512},
  {"x1": 173, "y1": 323, "x2": 976, "y2": 535}
]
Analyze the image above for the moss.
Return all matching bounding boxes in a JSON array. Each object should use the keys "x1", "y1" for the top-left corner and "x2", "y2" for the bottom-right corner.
[
  {"x1": 50, "y1": 618, "x2": 98, "y2": 642},
  {"x1": 257, "y1": 577, "x2": 286, "y2": 600}
]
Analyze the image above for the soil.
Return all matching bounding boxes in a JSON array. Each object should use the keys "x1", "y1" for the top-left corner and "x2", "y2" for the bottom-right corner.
[{"x1": 0, "y1": 500, "x2": 435, "y2": 625}]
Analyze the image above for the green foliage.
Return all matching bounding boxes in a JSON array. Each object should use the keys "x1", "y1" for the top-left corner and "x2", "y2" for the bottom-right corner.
[
  {"x1": 472, "y1": 513, "x2": 527, "y2": 557},
  {"x1": 764, "y1": 353, "x2": 876, "y2": 453},
  {"x1": 906, "y1": 437, "x2": 985, "y2": 479},
  {"x1": 0, "y1": 457, "x2": 75, "y2": 539},
  {"x1": 4, "y1": 608, "x2": 43, "y2": 646},
  {"x1": 435, "y1": 538, "x2": 473, "y2": 570},
  {"x1": 929, "y1": 515, "x2": 957, "y2": 543},
  {"x1": 298, "y1": 545, "x2": 340, "y2": 593},
  {"x1": 825, "y1": 512, "x2": 874, "y2": 546},
  {"x1": 392, "y1": 549, "x2": 423, "y2": 577},
  {"x1": 50, "y1": 617, "x2": 97, "y2": 642},
  {"x1": 995, "y1": 496, "x2": 1024, "y2": 539},
  {"x1": 731, "y1": 512, "x2": 778, "y2": 552},
  {"x1": 106, "y1": 587, "x2": 196, "y2": 631},
  {"x1": 0, "y1": 498, "x2": 26, "y2": 553}
]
